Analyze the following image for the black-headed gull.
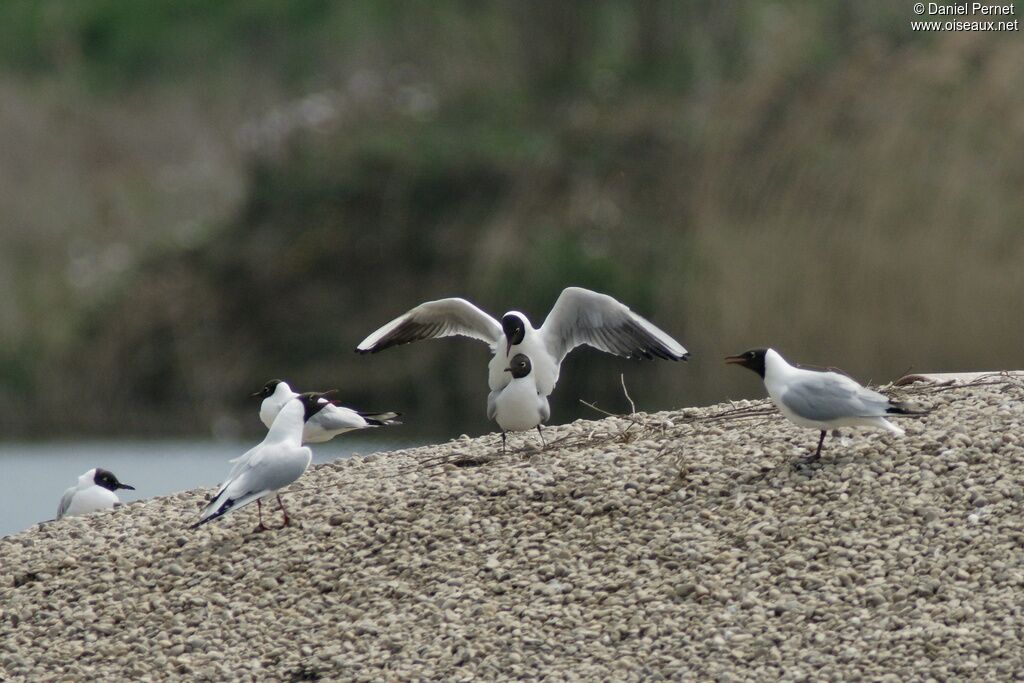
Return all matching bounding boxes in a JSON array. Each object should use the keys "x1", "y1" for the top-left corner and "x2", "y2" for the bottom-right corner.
[
  {"x1": 356, "y1": 286, "x2": 688, "y2": 402},
  {"x1": 57, "y1": 468, "x2": 135, "y2": 520},
  {"x1": 725, "y1": 348, "x2": 924, "y2": 462},
  {"x1": 194, "y1": 394, "x2": 317, "y2": 531},
  {"x1": 489, "y1": 353, "x2": 550, "y2": 451},
  {"x1": 253, "y1": 380, "x2": 401, "y2": 444}
]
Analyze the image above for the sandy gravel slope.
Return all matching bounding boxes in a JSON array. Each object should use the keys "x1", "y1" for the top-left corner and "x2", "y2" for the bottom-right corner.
[{"x1": 2, "y1": 376, "x2": 1024, "y2": 681}]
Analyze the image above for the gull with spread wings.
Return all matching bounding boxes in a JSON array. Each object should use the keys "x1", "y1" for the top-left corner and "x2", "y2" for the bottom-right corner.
[{"x1": 356, "y1": 287, "x2": 689, "y2": 413}]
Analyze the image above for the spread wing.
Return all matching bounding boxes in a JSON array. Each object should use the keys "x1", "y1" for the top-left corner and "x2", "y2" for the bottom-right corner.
[
  {"x1": 355, "y1": 298, "x2": 502, "y2": 354},
  {"x1": 540, "y1": 287, "x2": 688, "y2": 364},
  {"x1": 779, "y1": 373, "x2": 893, "y2": 422}
]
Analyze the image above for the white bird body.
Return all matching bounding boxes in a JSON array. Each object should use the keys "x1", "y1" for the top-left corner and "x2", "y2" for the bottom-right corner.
[
  {"x1": 57, "y1": 468, "x2": 134, "y2": 520},
  {"x1": 357, "y1": 287, "x2": 688, "y2": 401},
  {"x1": 726, "y1": 347, "x2": 922, "y2": 462},
  {"x1": 485, "y1": 313, "x2": 559, "y2": 394},
  {"x1": 487, "y1": 353, "x2": 551, "y2": 450},
  {"x1": 58, "y1": 476, "x2": 119, "y2": 518},
  {"x1": 762, "y1": 349, "x2": 904, "y2": 435},
  {"x1": 300, "y1": 403, "x2": 396, "y2": 443},
  {"x1": 195, "y1": 397, "x2": 312, "y2": 529},
  {"x1": 255, "y1": 380, "x2": 400, "y2": 444},
  {"x1": 62, "y1": 484, "x2": 119, "y2": 517},
  {"x1": 491, "y1": 371, "x2": 550, "y2": 433}
]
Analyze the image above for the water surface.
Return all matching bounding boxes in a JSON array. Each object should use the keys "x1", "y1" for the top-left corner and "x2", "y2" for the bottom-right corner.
[{"x1": 0, "y1": 436, "x2": 418, "y2": 538}]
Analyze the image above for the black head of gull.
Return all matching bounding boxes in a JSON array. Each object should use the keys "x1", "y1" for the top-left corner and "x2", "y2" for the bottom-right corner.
[
  {"x1": 253, "y1": 379, "x2": 285, "y2": 399},
  {"x1": 724, "y1": 348, "x2": 768, "y2": 379},
  {"x1": 93, "y1": 468, "x2": 135, "y2": 492},
  {"x1": 500, "y1": 313, "x2": 527, "y2": 354},
  {"x1": 505, "y1": 353, "x2": 532, "y2": 379},
  {"x1": 296, "y1": 392, "x2": 339, "y2": 422}
]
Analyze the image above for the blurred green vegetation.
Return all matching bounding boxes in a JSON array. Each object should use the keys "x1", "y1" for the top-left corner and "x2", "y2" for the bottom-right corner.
[
  {"x1": 0, "y1": 1, "x2": 1021, "y2": 438},
  {"x1": 1, "y1": 0, "x2": 363, "y2": 87}
]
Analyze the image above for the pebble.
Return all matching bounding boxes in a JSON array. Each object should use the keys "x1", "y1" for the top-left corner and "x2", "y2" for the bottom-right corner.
[{"x1": 1, "y1": 381, "x2": 1022, "y2": 679}]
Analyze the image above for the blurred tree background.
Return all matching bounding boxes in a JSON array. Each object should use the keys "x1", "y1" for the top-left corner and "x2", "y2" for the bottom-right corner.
[{"x1": 0, "y1": 1, "x2": 1021, "y2": 439}]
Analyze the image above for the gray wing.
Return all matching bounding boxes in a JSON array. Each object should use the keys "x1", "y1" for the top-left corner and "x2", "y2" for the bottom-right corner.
[
  {"x1": 486, "y1": 390, "x2": 499, "y2": 421},
  {"x1": 57, "y1": 487, "x2": 75, "y2": 520},
  {"x1": 201, "y1": 444, "x2": 309, "y2": 523},
  {"x1": 780, "y1": 373, "x2": 892, "y2": 422},
  {"x1": 356, "y1": 298, "x2": 502, "y2": 353},
  {"x1": 219, "y1": 443, "x2": 262, "y2": 498},
  {"x1": 540, "y1": 287, "x2": 688, "y2": 364},
  {"x1": 313, "y1": 405, "x2": 372, "y2": 432}
]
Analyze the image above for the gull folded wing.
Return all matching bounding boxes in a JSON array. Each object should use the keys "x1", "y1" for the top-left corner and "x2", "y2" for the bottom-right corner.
[
  {"x1": 56, "y1": 487, "x2": 75, "y2": 520},
  {"x1": 540, "y1": 287, "x2": 688, "y2": 364},
  {"x1": 356, "y1": 298, "x2": 502, "y2": 353},
  {"x1": 196, "y1": 447, "x2": 298, "y2": 527},
  {"x1": 315, "y1": 404, "x2": 378, "y2": 432},
  {"x1": 779, "y1": 373, "x2": 892, "y2": 423}
]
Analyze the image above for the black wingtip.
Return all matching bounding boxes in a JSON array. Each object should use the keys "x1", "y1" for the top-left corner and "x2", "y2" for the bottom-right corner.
[
  {"x1": 366, "y1": 418, "x2": 403, "y2": 427},
  {"x1": 635, "y1": 346, "x2": 688, "y2": 361},
  {"x1": 361, "y1": 411, "x2": 403, "y2": 426},
  {"x1": 192, "y1": 497, "x2": 237, "y2": 530},
  {"x1": 886, "y1": 404, "x2": 929, "y2": 416},
  {"x1": 191, "y1": 510, "x2": 225, "y2": 530}
]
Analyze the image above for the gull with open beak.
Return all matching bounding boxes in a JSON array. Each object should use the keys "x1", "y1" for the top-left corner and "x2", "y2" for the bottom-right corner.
[{"x1": 726, "y1": 348, "x2": 925, "y2": 463}]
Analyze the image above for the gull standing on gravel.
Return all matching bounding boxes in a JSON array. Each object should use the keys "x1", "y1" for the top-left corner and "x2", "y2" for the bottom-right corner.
[
  {"x1": 356, "y1": 286, "x2": 688, "y2": 403},
  {"x1": 253, "y1": 379, "x2": 401, "y2": 444},
  {"x1": 725, "y1": 348, "x2": 924, "y2": 462},
  {"x1": 194, "y1": 394, "x2": 319, "y2": 531},
  {"x1": 57, "y1": 468, "x2": 135, "y2": 520},
  {"x1": 490, "y1": 353, "x2": 550, "y2": 451}
]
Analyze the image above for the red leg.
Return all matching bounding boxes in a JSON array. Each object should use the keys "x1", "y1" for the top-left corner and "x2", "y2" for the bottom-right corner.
[
  {"x1": 277, "y1": 494, "x2": 291, "y2": 527},
  {"x1": 254, "y1": 498, "x2": 269, "y2": 532},
  {"x1": 806, "y1": 430, "x2": 826, "y2": 462}
]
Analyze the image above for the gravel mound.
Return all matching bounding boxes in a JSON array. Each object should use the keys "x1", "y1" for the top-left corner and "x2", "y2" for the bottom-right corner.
[{"x1": 3, "y1": 377, "x2": 1024, "y2": 680}]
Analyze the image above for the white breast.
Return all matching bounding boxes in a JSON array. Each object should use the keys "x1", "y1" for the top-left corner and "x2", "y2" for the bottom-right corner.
[
  {"x1": 494, "y1": 379, "x2": 545, "y2": 432},
  {"x1": 65, "y1": 486, "x2": 119, "y2": 517}
]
